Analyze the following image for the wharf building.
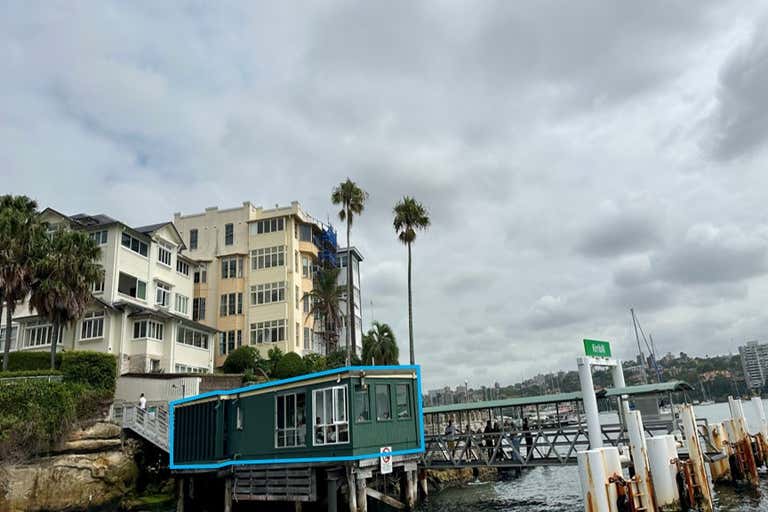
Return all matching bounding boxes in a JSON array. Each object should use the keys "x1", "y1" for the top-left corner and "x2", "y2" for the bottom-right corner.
[
  {"x1": 1, "y1": 208, "x2": 217, "y2": 374},
  {"x1": 173, "y1": 201, "x2": 362, "y2": 368},
  {"x1": 338, "y1": 247, "x2": 364, "y2": 359},
  {"x1": 739, "y1": 340, "x2": 768, "y2": 389}
]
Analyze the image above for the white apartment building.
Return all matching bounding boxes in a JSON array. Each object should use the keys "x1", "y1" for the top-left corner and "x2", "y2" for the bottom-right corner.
[
  {"x1": 2, "y1": 209, "x2": 217, "y2": 374},
  {"x1": 337, "y1": 247, "x2": 364, "y2": 356},
  {"x1": 739, "y1": 340, "x2": 768, "y2": 389},
  {"x1": 174, "y1": 201, "x2": 346, "y2": 367}
]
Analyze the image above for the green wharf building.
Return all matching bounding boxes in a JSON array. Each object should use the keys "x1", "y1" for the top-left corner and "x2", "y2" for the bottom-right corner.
[{"x1": 170, "y1": 365, "x2": 424, "y2": 469}]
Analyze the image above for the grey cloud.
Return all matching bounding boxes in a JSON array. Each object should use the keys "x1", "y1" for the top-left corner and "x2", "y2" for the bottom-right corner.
[
  {"x1": 707, "y1": 19, "x2": 768, "y2": 160},
  {"x1": 577, "y1": 209, "x2": 662, "y2": 258}
]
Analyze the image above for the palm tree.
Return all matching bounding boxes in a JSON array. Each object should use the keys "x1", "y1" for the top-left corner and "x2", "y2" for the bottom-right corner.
[
  {"x1": 303, "y1": 267, "x2": 345, "y2": 355},
  {"x1": 0, "y1": 195, "x2": 45, "y2": 370},
  {"x1": 331, "y1": 178, "x2": 368, "y2": 362},
  {"x1": 29, "y1": 230, "x2": 103, "y2": 369},
  {"x1": 393, "y1": 197, "x2": 430, "y2": 365},
  {"x1": 362, "y1": 321, "x2": 399, "y2": 365}
]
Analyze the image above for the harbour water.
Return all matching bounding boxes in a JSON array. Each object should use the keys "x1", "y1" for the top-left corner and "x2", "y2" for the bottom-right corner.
[{"x1": 419, "y1": 401, "x2": 768, "y2": 512}]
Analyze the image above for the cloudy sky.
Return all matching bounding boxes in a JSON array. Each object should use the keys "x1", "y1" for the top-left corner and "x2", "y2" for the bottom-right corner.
[{"x1": 4, "y1": 1, "x2": 768, "y2": 389}]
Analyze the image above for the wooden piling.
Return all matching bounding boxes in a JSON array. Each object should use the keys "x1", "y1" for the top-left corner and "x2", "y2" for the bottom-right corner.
[
  {"x1": 356, "y1": 475, "x2": 368, "y2": 512},
  {"x1": 224, "y1": 478, "x2": 232, "y2": 512},
  {"x1": 418, "y1": 469, "x2": 428, "y2": 500},
  {"x1": 404, "y1": 470, "x2": 417, "y2": 510},
  {"x1": 327, "y1": 474, "x2": 338, "y2": 512},
  {"x1": 346, "y1": 465, "x2": 358, "y2": 512},
  {"x1": 176, "y1": 477, "x2": 185, "y2": 512}
]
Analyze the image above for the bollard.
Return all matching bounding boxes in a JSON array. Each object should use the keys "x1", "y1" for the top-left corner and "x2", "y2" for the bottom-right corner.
[
  {"x1": 707, "y1": 422, "x2": 732, "y2": 482},
  {"x1": 577, "y1": 447, "x2": 623, "y2": 512},
  {"x1": 680, "y1": 404, "x2": 714, "y2": 512},
  {"x1": 646, "y1": 435, "x2": 680, "y2": 511},
  {"x1": 625, "y1": 411, "x2": 655, "y2": 512},
  {"x1": 750, "y1": 397, "x2": 768, "y2": 467}
]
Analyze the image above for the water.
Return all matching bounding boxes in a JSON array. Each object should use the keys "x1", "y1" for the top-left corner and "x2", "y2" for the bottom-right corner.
[{"x1": 419, "y1": 401, "x2": 768, "y2": 511}]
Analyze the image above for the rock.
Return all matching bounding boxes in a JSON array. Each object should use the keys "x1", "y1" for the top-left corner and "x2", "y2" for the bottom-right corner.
[
  {"x1": 65, "y1": 422, "x2": 122, "y2": 441},
  {"x1": 0, "y1": 450, "x2": 138, "y2": 511},
  {"x1": 55, "y1": 438, "x2": 123, "y2": 454}
]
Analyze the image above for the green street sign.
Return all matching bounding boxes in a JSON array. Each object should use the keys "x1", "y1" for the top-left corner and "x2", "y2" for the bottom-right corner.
[{"x1": 584, "y1": 339, "x2": 612, "y2": 358}]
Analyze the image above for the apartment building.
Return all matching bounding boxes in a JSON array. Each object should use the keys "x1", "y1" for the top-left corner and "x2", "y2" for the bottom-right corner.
[
  {"x1": 338, "y1": 247, "x2": 364, "y2": 357},
  {"x1": 739, "y1": 340, "x2": 768, "y2": 389},
  {"x1": 174, "y1": 201, "x2": 343, "y2": 367},
  {"x1": 3, "y1": 208, "x2": 217, "y2": 374}
]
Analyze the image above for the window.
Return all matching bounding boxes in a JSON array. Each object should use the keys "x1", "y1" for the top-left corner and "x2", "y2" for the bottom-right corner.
[
  {"x1": 251, "y1": 246, "x2": 285, "y2": 270},
  {"x1": 132, "y1": 320, "x2": 164, "y2": 340},
  {"x1": 296, "y1": 322, "x2": 300, "y2": 347},
  {"x1": 338, "y1": 254, "x2": 348, "y2": 268},
  {"x1": 175, "y1": 363, "x2": 207, "y2": 373},
  {"x1": 396, "y1": 384, "x2": 411, "y2": 419},
  {"x1": 276, "y1": 392, "x2": 306, "y2": 448},
  {"x1": 193, "y1": 265, "x2": 207, "y2": 283},
  {"x1": 295, "y1": 250, "x2": 299, "y2": 273},
  {"x1": 218, "y1": 330, "x2": 241, "y2": 355},
  {"x1": 175, "y1": 294, "x2": 189, "y2": 315},
  {"x1": 355, "y1": 385, "x2": 371, "y2": 422},
  {"x1": 219, "y1": 292, "x2": 242, "y2": 316},
  {"x1": 376, "y1": 384, "x2": 391, "y2": 421},
  {"x1": 251, "y1": 217, "x2": 285, "y2": 235},
  {"x1": 251, "y1": 319, "x2": 286, "y2": 343},
  {"x1": 22, "y1": 321, "x2": 59, "y2": 348},
  {"x1": 89, "y1": 230, "x2": 108, "y2": 245},
  {"x1": 156, "y1": 282, "x2": 171, "y2": 307},
  {"x1": 313, "y1": 386, "x2": 349, "y2": 446},
  {"x1": 295, "y1": 285, "x2": 300, "y2": 309},
  {"x1": 150, "y1": 359, "x2": 161, "y2": 372},
  {"x1": 192, "y1": 298, "x2": 206, "y2": 321},
  {"x1": 237, "y1": 292, "x2": 243, "y2": 314},
  {"x1": 225, "y1": 223, "x2": 234, "y2": 245},
  {"x1": 177, "y1": 326, "x2": 209, "y2": 350},
  {"x1": 299, "y1": 224, "x2": 313, "y2": 242},
  {"x1": 303, "y1": 295, "x2": 310, "y2": 314},
  {"x1": 80, "y1": 311, "x2": 104, "y2": 340},
  {"x1": 189, "y1": 229, "x2": 198, "y2": 250},
  {"x1": 118, "y1": 272, "x2": 146, "y2": 300},
  {"x1": 251, "y1": 281, "x2": 286, "y2": 305},
  {"x1": 176, "y1": 259, "x2": 190, "y2": 276},
  {"x1": 158, "y1": 244, "x2": 172, "y2": 267},
  {"x1": 121, "y1": 233, "x2": 148, "y2": 257},
  {"x1": 92, "y1": 277, "x2": 105, "y2": 294},
  {"x1": 219, "y1": 333, "x2": 226, "y2": 355},
  {"x1": 301, "y1": 255, "x2": 312, "y2": 278},
  {"x1": 0, "y1": 325, "x2": 18, "y2": 350},
  {"x1": 221, "y1": 256, "x2": 243, "y2": 278},
  {"x1": 303, "y1": 327, "x2": 311, "y2": 350}
]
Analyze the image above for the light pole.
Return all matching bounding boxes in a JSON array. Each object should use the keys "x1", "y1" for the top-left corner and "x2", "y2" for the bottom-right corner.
[{"x1": 465, "y1": 380, "x2": 469, "y2": 403}]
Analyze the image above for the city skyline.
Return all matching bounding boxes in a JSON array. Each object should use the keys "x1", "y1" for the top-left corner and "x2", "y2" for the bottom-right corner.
[{"x1": 5, "y1": 2, "x2": 768, "y2": 389}]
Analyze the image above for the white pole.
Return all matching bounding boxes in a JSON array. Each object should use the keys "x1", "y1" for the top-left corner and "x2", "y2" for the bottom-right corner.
[
  {"x1": 680, "y1": 404, "x2": 714, "y2": 512},
  {"x1": 750, "y1": 396, "x2": 768, "y2": 439},
  {"x1": 577, "y1": 447, "x2": 622, "y2": 512},
  {"x1": 625, "y1": 411, "x2": 655, "y2": 512},
  {"x1": 646, "y1": 435, "x2": 680, "y2": 509},
  {"x1": 578, "y1": 357, "x2": 602, "y2": 449},
  {"x1": 610, "y1": 359, "x2": 630, "y2": 420}
]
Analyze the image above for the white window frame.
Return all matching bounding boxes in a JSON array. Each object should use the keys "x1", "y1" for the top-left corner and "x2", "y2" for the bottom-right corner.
[
  {"x1": 92, "y1": 277, "x2": 105, "y2": 294},
  {"x1": 251, "y1": 319, "x2": 286, "y2": 344},
  {"x1": 251, "y1": 246, "x2": 286, "y2": 270},
  {"x1": 176, "y1": 326, "x2": 209, "y2": 350},
  {"x1": 22, "y1": 321, "x2": 60, "y2": 348},
  {"x1": 90, "y1": 230, "x2": 108, "y2": 245},
  {"x1": 80, "y1": 311, "x2": 105, "y2": 341},
  {"x1": 156, "y1": 282, "x2": 171, "y2": 307},
  {"x1": 312, "y1": 385, "x2": 349, "y2": 446},
  {"x1": 275, "y1": 392, "x2": 307, "y2": 448},
  {"x1": 158, "y1": 243, "x2": 172, "y2": 267},
  {"x1": 121, "y1": 233, "x2": 149, "y2": 257},
  {"x1": 117, "y1": 272, "x2": 147, "y2": 300},
  {"x1": 175, "y1": 294, "x2": 189, "y2": 314},
  {"x1": 132, "y1": 320, "x2": 164, "y2": 341},
  {"x1": 251, "y1": 281, "x2": 286, "y2": 305},
  {"x1": 176, "y1": 259, "x2": 190, "y2": 276}
]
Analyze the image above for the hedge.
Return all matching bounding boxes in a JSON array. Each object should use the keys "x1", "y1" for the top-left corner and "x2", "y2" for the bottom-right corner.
[
  {"x1": 3, "y1": 351, "x2": 61, "y2": 371},
  {"x1": 60, "y1": 351, "x2": 117, "y2": 394},
  {"x1": 0, "y1": 369, "x2": 62, "y2": 379},
  {"x1": 274, "y1": 352, "x2": 306, "y2": 379}
]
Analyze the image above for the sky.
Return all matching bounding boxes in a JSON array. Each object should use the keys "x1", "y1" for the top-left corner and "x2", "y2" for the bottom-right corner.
[{"x1": 4, "y1": 1, "x2": 768, "y2": 390}]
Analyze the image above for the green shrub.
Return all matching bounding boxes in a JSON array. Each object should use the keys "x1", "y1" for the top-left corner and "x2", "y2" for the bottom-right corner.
[
  {"x1": 60, "y1": 351, "x2": 117, "y2": 393},
  {"x1": 326, "y1": 349, "x2": 361, "y2": 369},
  {"x1": 0, "y1": 369, "x2": 62, "y2": 379},
  {"x1": 274, "y1": 352, "x2": 307, "y2": 379},
  {"x1": 5, "y1": 351, "x2": 61, "y2": 371},
  {"x1": 222, "y1": 346, "x2": 267, "y2": 374},
  {"x1": 303, "y1": 353, "x2": 327, "y2": 373}
]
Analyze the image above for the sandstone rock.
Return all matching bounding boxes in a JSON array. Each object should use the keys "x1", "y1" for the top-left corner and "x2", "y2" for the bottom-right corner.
[
  {"x1": 55, "y1": 438, "x2": 123, "y2": 454},
  {"x1": 65, "y1": 422, "x2": 122, "y2": 442}
]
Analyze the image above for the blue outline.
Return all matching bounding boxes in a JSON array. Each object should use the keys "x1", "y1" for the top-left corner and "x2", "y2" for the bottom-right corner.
[{"x1": 169, "y1": 365, "x2": 424, "y2": 470}]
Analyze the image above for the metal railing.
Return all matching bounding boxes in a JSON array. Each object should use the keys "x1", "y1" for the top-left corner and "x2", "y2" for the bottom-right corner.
[
  {"x1": 0, "y1": 374, "x2": 63, "y2": 384},
  {"x1": 117, "y1": 403, "x2": 170, "y2": 452}
]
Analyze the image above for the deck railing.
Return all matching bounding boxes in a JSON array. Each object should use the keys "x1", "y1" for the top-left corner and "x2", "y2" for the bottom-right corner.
[{"x1": 117, "y1": 403, "x2": 170, "y2": 452}]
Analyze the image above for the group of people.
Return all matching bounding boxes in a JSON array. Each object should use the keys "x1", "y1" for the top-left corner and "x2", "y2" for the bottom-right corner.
[{"x1": 442, "y1": 416, "x2": 536, "y2": 461}]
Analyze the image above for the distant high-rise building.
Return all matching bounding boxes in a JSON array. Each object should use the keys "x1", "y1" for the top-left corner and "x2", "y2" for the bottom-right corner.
[{"x1": 739, "y1": 341, "x2": 768, "y2": 389}]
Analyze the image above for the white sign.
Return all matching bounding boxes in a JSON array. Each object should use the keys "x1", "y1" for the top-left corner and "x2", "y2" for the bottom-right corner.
[{"x1": 380, "y1": 446, "x2": 392, "y2": 474}]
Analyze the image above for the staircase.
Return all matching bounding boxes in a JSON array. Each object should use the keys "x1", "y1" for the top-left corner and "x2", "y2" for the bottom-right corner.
[{"x1": 114, "y1": 403, "x2": 170, "y2": 452}]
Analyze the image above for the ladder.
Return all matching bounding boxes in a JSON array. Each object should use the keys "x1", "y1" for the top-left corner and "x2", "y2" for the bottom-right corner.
[{"x1": 626, "y1": 477, "x2": 648, "y2": 512}]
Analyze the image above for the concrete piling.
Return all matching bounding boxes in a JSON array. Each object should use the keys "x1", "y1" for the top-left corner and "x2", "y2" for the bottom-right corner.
[
  {"x1": 577, "y1": 447, "x2": 622, "y2": 512},
  {"x1": 646, "y1": 435, "x2": 680, "y2": 511},
  {"x1": 680, "y1": 404, "x2": 714, "y2": 512}
]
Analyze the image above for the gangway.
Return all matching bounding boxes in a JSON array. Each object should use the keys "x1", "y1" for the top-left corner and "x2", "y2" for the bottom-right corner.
[{"x1": 113, "y1": 402, "x2": 170, "y2": 452}]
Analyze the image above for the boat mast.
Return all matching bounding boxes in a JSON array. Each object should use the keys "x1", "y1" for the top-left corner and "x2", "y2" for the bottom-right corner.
[{"x1": 630, "y1": 308, "x2": 647, "y2": 384}]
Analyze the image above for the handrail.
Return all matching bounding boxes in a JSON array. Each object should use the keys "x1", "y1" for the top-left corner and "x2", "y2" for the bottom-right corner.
[{"x1": 117, "y1": 403, "x2": 170, "y2": 452}]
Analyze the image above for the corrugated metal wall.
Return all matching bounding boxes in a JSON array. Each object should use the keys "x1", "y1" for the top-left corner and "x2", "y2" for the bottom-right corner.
[{"x1": 115, "y1": 376, "x2": 201, "y2": 403}]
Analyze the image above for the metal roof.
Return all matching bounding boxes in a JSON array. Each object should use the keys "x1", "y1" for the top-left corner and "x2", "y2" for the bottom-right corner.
[
  {"x1": 599, "y1": 380, "x2": 693, "y2": 397},
  {"x1": 423, "y1": 391, "x2": 584, "y2": 415},
  {"x1": 423, "y1": 381, "x2": 693, "y2": 415}
]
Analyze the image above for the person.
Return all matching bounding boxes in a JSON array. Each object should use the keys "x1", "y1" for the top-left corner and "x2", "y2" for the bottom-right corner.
[
  {"x1": 139, "y1": 393, "x2": 146, "y2": 410},
  {"x1": 484, "y1": 420, "x2": 494, "y2": 460},
  {"x1": 445, "y1": 419, "x2": 456, "y2": 455},
  {"x1": 315, "y1": 417, "x2": 324, "y2": 444},
  {"x1": 523, "y1": 417, "x2": 534, "y2": 459}
]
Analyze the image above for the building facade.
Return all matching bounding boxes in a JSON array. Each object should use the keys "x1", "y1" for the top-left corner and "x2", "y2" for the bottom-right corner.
[
  {"x1": 173, "y1": 201, "x2": 341, "y2": 367},
  {"x1": 337, "y1": 247, "x2": 364, "y2": 358},
  {"x1": 2, "y1": 209, "x2": 217, "y2": 374},
  {"x1": 739, "y1": 340, "x2": 768, "y2": 389}
]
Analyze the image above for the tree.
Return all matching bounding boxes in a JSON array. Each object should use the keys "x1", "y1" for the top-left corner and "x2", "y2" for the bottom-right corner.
[
  {"x1": 28, "y1": 230, "x2": 103, "y2": 369},
  {"x1": 303, "y1": 267, "x2": 345, "y2": 354},
  {"x1": 331, "y1": 178, "x2": 368, "y2": 363},
  {"x1": 274, "y1": 352, "x2": 307, "y2": 379},
  {"x1": 222, "y1": 346, "x2": 269, "y2": 378},
  {"x1": 393, "y1": 196, "x2": 430, "y2": 365},
  {"x1": 362, "y1": 321, "x2": 399, "y2": 366},
  {"x1": 267, "y1": 347, "x2": 284, "y2": 376},
  {"x1": 0, "y1": 195, "x2": 45, "y2": 371},
  {"x1": 303, "y1": 352, "x2": 327, "y2": 373},
  {"x1": 326, "y1": 349, "x2": 361, "y2": 369}
]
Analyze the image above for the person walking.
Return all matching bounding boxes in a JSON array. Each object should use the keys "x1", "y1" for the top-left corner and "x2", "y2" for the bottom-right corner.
[
  {"x1": 523, "y1": 417, "x2": 534, "y2": 459},
  {"x1": 139, "y1": 393, "x2": 146, "y2": 410},
  {"x1": 484, "y1": 420, "x2": 494, "y2": 460}
]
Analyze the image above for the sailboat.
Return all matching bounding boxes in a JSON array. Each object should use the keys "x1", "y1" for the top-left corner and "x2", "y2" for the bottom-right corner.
[{"x1": 699, "y1": 379, "x2": 715, "y2": 406}]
